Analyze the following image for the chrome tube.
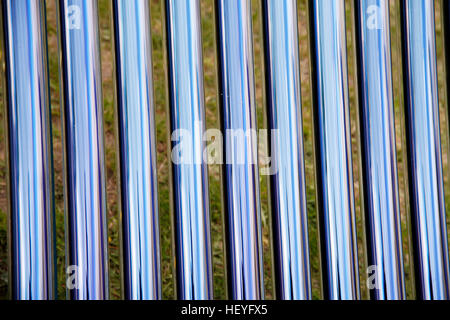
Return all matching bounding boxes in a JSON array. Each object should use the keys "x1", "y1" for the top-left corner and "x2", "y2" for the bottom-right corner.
[
  {"x1": 261, "y1": 0, "x2": 311, "y2": 300},
  {"x1": 58, "y1": 0, "x2": 109, "y2": 299},
  {"x1": 165, "y1": 0, "x2": 213, "y2": 300},
  {"x1": 112, "y1": 0, "x2": 161, "y2": 300},
  {"x1": 354, "y1": 0, "x2": 405, "y2": 300},
  {"x1": 215, "y1": 0, "x2": 264, "y2": 299},
  {"x1": 2, "y1": 0, "x2": 55, "y2": 300},
  {"x1": 309, "y1": 0, "x2": 360, "y2": 300},
  {"x1": 401, "y1": 0, "x2": 450, "y2": 300}
]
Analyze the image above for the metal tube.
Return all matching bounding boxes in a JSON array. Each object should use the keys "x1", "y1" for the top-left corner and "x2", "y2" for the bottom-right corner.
[
  {"x1": 2, "y1": 0, "x2": 55, "y2": 300},
  {"x1": 401, "y1": 0, "x2": 450, "y2": 300},
  {"x1": 261, "y1": 0, "x2": 311, "y2": 300},
  {"x1": 354, "y1": 0, "x2": 405, "y2": 300},
  {"x1": 58, "y1": 0, "x2": 109, "y2": 300},
  {"x1": 164, "y1": 0, "x2": 213, "y2": 300},
  {"x1": 112, "y1": 0, "x2": 161, "y2": 300},
  {"x1": 309, "y1": 0, "x2": 360, "y2": 300},
  {"x1": 215, "y1": 0, "x2": 265, "y2": 299}
]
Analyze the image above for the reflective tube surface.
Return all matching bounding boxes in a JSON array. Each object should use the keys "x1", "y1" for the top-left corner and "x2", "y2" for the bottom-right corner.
[
  {"x1": 309, "y1": 0, "x2": 360, "y2": 300},
  {"x1": 58, "y1": 0, "x2": 109, "y2": 300},
  {"x1": 2, "y1": 0, "x2": 55, "y2": 300},
  {"x1": 354, "y1": 0, "x2": 405, "y2": 300},
  {"x1": 262, "y1": 0, "x2": 311, "y2": 300},
  {"x1": 401, "y1": 0, "x2": 450, "y2": 300},
  {"x1": 165, "y1": 0, "x2": 213, "y2": 300},
  {"x1": 216, "y1": 0, "x2": 264, "y2": 300},
  {"x1": 112, "y1": 0, "x2": 161, "y2": 300}
]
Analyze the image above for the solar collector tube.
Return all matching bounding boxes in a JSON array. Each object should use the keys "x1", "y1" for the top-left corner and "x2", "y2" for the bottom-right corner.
[
  {"x1": 215, "y1": 0, "x2": 265, "y2": 300},
  {"x1": 401, "y1": 0, "x2": 450, "y2": 300},
  {"x1": 261, "y1": 0, "x2": 312, "y2": 300},
  {"x1": 1, "y1": 0, "x2": 56, "y2": 300},
  {"x1": 58, "y1": 0, "x2": 109, "y2": 300},
  {"x1": 354, "y1": 0, "x2": 406, "y2": 300},
  {"x1": 309, "y1": 0, "x2": 360, "y2": 300},
  {"x1": 112, "y1": 0, "x2": 161, "y2": 300},
  {"x1": 165, "y1": 0, "x2": 213, "y2": 300}
]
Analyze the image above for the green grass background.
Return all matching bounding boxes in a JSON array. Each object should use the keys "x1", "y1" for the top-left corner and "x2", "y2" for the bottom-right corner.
[{"x1": 0, "y1": 0, "x2": 449, "y2": 300}]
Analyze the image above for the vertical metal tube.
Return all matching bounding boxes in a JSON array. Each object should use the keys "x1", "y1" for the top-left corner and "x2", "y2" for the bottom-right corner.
[
  {"x1": 354, "y1": 0, "x2": 405, "y2": 300},
  {"x1": 112, "y1": 0, "x2": 161, "y2": 300},
  {"x1": 2, "y1": 0, "x2": 55, "y2": 300},
  {"x1": 215, "y1": 0, "x2": 265, "y2": 299},
  {"x1": 58, "y1": 0, "x2": 109, "y2": 300},
  {"x1": 309, "y1": 0, "x2": 360, "y2": 300},
  {"x1": 165, "y1": 0, "x2": 213, "y2": 300},
  {"x1": 261, "y1": 0, "x2": 311, "y2": 300},
  {"x1": 401, "y1": 0, "x2": 450, "y2": 300}
]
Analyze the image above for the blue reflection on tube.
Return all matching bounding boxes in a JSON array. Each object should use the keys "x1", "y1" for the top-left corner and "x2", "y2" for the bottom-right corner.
[
  {"x1": 401, "y1": 0, "x2": 450, "y2": 300},
  {"x1": 262, "y1": 0, "x2": 311, "y2": 300},
  {"x1": 216, "y1": 0, "x2": 265, "y2": 300},
  {"x1": 354, "y1": 0, "x2": 405, "y2": 300},
  {"x1": 309, "y1": 0, "x2": 360, "y2": 300},
  {"x1": 58, "y1": 0, "x2": 109, "y2": 300},
  {"x1": 2, "y1": 0, "x2": 56, "y2": 300},
  {"x1": 165, "y1": 0, "x2": 213, "y2": 300},
  {"x1": 112, "y1": 0, "x2": 161, "y2": 300}
]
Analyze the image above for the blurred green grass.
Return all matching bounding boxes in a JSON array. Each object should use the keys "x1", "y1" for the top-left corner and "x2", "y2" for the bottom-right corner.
[{"x1": 0, "y1": 0, "x2": 449, "y2": 300}]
